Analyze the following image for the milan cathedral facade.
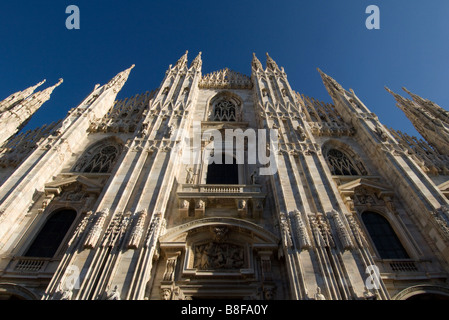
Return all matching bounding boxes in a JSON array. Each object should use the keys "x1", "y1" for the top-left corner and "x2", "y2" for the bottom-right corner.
[{"x1": 0, "y1": 52, "x2": 449, "y2": 300}]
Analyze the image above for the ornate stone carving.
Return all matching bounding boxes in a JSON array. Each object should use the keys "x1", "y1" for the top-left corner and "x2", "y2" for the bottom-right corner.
[
  {"x1": 185, "y1": 167, "x2": 195, "y2": 184},
  {"x1": 330, "y1": 210, "x2": 354, "y2": 250},
  {"x1": 161, "y1": 288, "x2": 172, "y2": 300},
  {"x1": 53, "y1": 282, "x2": 73, "y2": 300},
  {"x1": 292, "y1": 210, "x2": 312, "y2": 250},
  {"x1": 84, "y1": 208, "x2": 109, "y2": 249},
  {"x1": 199, "y1": 68, "x2": 252, "y2": 90},
  {"x1": 73, "y1": 140, "x2": 122, "y2": 174},
  {"x1": 193, "y1": 242, "x2": 244, "y2": 270},
  {"x1": 309, "y1": 215, "x2": 335, "y2": 248},
  {"x1": 128, "y1": 209, "x2": 147, "y2": 249},
  {"x1": 346, "y1": 214, "x2": 368, "y2": 247},
  {"x1": 433, "y1": 206, "x2": 449, "y2": 240},
  {"x1": 279, "y1": 212, "x2": 293, "y2": 248},
  {"x1": 101, "y1": 211, "x2": 130, "y2": 248},
  {"x1": 106, "y1": 285, "x2": 121, "y2": 300},
  {"x1": 163, "y1": 255, "x2": 179, "y2": 282},
  {"x1": 375, "y1": 124, "x2": 389, "y2": 142},
  {"x1": 314, "y1": 287, "x2": 326, "y2": 300},
  {"x1": 213, "y1": 226, "x2": 229, "y2": 243},
  {"x1": 145, "y1": 213, "x2": 162, "y2": 248}
]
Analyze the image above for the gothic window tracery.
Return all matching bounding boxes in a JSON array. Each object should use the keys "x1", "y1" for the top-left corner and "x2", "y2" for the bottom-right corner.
[
  {"x1": 212, "y1": 100, "x2": 237, "y2": 122},
  {"x1": 326, "y1": 148, "x2": 365, "y2": 176},
  {"x1": 73, "y1": 140, "x2": 122, "y2": 174}
]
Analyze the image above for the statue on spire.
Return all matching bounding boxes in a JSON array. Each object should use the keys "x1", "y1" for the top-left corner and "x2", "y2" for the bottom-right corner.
[
  {"x1": 190, "y1": 52, "x2": 202, "y2": 69},
  {"x1": 175, "y1": 51, "x2": 189, "y2": 69},
  {"x1": 266, "y1": 52, "x2": 280, "y2": 71},
  {"x1": 252, "y1": 53, "x2": 263, "y2": 71}
]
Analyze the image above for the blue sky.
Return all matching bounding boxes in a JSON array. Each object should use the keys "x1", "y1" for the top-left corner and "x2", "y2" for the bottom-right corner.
[{"x1": 1, "y1": 0, "x2": 449, "y2": 137}]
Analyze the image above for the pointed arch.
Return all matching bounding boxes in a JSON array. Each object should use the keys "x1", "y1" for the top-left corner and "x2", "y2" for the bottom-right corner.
[
  {"x1": 322, "y1": 140, "x2": 368, "y2": 176},
  {"x1": 72, "y1": 137, "x2": 124, "y2": 174},
  {"x1": 207, "y1": 91, "x2": 243, "y2": 122}
]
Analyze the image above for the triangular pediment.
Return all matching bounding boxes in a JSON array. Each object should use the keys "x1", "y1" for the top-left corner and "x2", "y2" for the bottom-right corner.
[
  {"x1": 45, "y1": 175, "x2": 103, "y2": 195},
  {"x1": 338, "y1": 178, "x2": 393, "y2": 197}
]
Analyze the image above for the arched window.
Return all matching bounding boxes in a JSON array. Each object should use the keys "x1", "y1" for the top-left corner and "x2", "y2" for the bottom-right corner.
[
  {"x1": 25, "y1": 209, "x2": 77, "y2": 258},
  {"x1": 326, "y1": 148, "x2": 362, "y2": 176},
  {"x1": 73, "y1": 139, "x2": 122, "y2": 174},
  {"x1": 212, "y1": 100, "x2": 237, "y2": 122},
  {"x1": 208, "y1": 92, "x2": 242, "y2": 122},
  {"x1": 206, "y1": 153, "x2": 239, "y2": 185},
  {"x1": 362, "y1": 211, "x2": 409, "y2": 259}
]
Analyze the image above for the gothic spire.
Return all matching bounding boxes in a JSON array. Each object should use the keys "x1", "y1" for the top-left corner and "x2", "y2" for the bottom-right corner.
[
  {"x1": 386, "y1": 86, "x2": 449, "y2": 155},
  {"x1": 318, "y1": 68, "x2": 345, "y2": 96},
  {"x1": 0, "y1": 80, "x2": 47, "y2": 113},
  {"x1": 0, "y1": 78, "x2": 63, "y2": 146},
  {"x1": 190, "y1": 52, "x2": 202, "y2": 70},
  {"x1": 385, "y1": 87, "x2": 411, "y2": 107},
  {"x1": 252, "y1": 53, "x2": 263, "y2": 71},
  {"x1": 175, "y1": 50, "x2": 189, "y2": 69},
  {"x1": 104, "y1": 64, "x2": 135, "y2": 93},
  {"x1": 266, "y1": 52, "x2": 280, "y2": 71},
  {"x1": 402, "y1": 87, "x2": 449, "y2": 123},
  {"x1": 29, "y1": 78, "x2": 63, "y2": 106}
]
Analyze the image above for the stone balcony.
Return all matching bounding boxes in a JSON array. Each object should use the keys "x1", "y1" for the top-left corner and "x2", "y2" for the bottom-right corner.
[
  {"x1": 177, "y1": 184, "x2": 266, "y2": 219},
  {"x1": 1, "y1": 256, "x2": 60, "y2": 279},
  {"x1": 376, "y1": 259, "x2": 447, "y2": 281}
]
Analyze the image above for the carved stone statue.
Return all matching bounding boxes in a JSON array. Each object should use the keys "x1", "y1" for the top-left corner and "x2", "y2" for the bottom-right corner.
[
  {"x1": 213, "y1": 226, "x2": 228, "y2": 242},
  {"x1": 363, "y1": 289, "x2": 377, "y2": 300},
  {"x1": 250, "y1": 170, "x2": 259, "y2": 185},
  {"x1": 314, "y1": 287, "x2": 326, "y2": 300},
  {"x1": 106, "y1": 285, "x2": 121, "y2": 300},
  {"x1": 193, "y1": 242, "x2": 244, "y2": 270},
  {"x1": 238, "y1": 200, "x2": 247, "y2": 210},
  {"x1": 161, "y1": 288, "x2": 172, "y2": 300},
  {"x1": 185, "y1": 167, "x2": 195, "y2": 184}
]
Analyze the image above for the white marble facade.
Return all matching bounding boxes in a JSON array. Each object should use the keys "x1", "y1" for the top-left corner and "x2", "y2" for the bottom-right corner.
[{"x1": 0, "y1": 52, "x2": 449, "y2": 300}]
